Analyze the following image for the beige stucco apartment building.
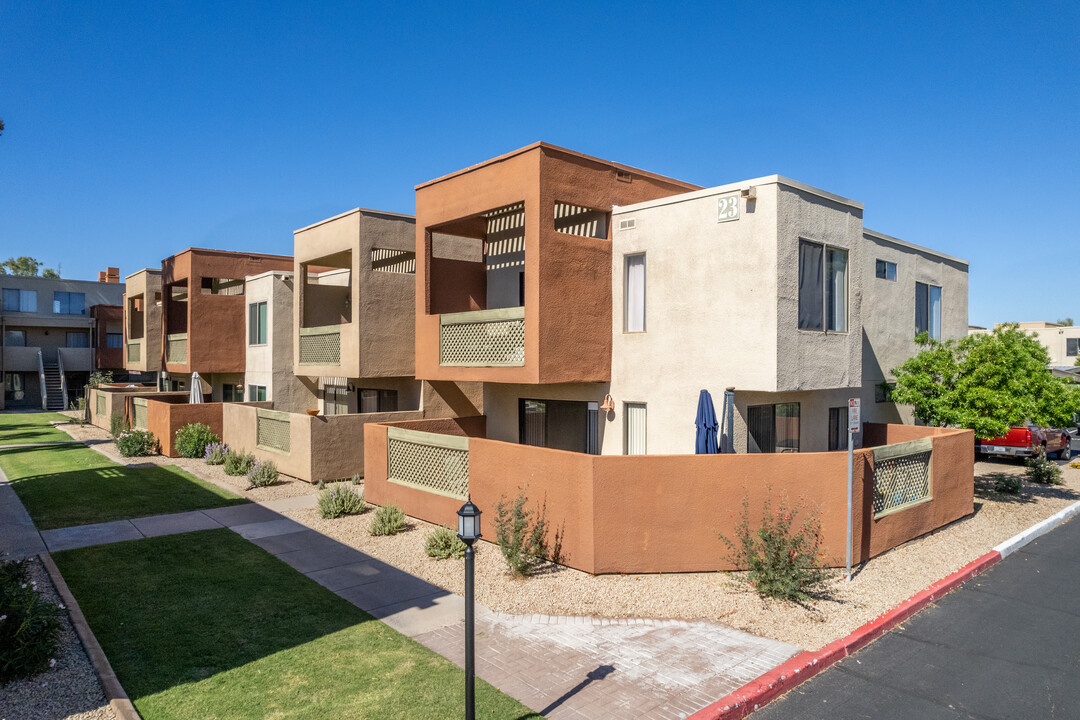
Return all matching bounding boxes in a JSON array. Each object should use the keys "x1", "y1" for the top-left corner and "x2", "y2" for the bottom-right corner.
[
  {"x1": 242, "y1": 270, "x2": 312, "y2": 412},
  {"x1": 608, "y1": 176, "x2": 968, "y2": 454},
  {"x1": 2, "y1": 272, "x2": 126, "y2": 411}
]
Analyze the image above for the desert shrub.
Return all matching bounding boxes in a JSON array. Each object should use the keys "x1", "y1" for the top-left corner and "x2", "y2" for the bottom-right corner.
[
  {"x1": 88, "y1": 370, "x2": 113, "y2": 388},
  {"x1": 993, "y1": 472, "x2": 1023, "y2": 494},
  {"x1": 316, "y1": 480, "x2": 326, "y2": 490},
  {"x1": 115, "y1": 429, "x2": 156, "y2": 457},
  {"x1": 317, "y1": 483, "x2": 366, "y2": 519},
  {"x1": 350, "y1": 473, "x2": 362, "y2": 485},
  {"x1": 223, "y1": 449, "x2": 255, "y2": 476},
  {"x1": 1070, "y1": 460, "x2": 1080, "y2": 470},
  {"x1": 424, "y1": 526, "x2": 466, "y2": 560},
  {"x1": 1026, "y1": 448, "x2": 1063, "y2": 485},
  {"x1": 494, "y1": 492, "x2": 549, "y2": 577},
  {"x1": 69, "y1": 397, "x2": 88, "y2": 424},
  {"x1": 175, "y1": 422, "x2": 220, "y2": 459},
  {"x1": 369, "y1": 504, "x2": 407, "y2": 536},
  {"x1": 203, "y1": 442, "x2": 228, "y2": 465},
  {"x1": 109, "y1": 413, "x2": 129, "y2": 438},
  {"x1": 0, "y1": 559, "x2": 63, "y2": 685},
  {"x1": 720, "y1": 487, "x2": 829, "y2": 603},
  {"x1": 247, "y1": 459, "x2": 279, "y2": 488}
]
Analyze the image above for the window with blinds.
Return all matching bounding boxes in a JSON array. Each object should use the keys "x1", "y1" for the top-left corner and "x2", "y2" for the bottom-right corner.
[
  {"x1": 624, "y1": 253, "x2": 646, "y2": 333},
  {"x1": 624, "y1": 402, "x2": 647, "y2": 455}
]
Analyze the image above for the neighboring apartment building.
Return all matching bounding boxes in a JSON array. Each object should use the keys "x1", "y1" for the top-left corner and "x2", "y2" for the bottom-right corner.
[
  {"x1": 160, "y1": 248, "x2": 293, "y2": 400},
  {"x1": 1006, "y1": 322, "x2": 1080, "y2": 368},
  {"x1": 294, "y1": 208, "x2": 423, "y2": 415},
  {"x1": 1, "y1": 270, "x2": 125, "y2": 410},
  {"x1": 243, "y1": 269, "x2": 311, "y2": 411},
  {"x1": 413, "y1": 144, "x2": 969, "y2": 456},
  {"x1": 609, "y1": 179, "x2": 968, "y2": 454}
]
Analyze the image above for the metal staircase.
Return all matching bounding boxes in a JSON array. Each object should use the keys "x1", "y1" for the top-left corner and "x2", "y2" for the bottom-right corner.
[{"x1": 43, "y1": 363, "x2": 65, "y2": 411}]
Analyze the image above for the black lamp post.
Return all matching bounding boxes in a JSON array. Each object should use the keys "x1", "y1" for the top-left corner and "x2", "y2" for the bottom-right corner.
[{"x1": 457, "y1": 498, "x2": 481, "y2": 720}]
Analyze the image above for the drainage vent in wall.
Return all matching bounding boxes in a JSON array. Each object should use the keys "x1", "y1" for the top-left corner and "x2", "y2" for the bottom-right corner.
[{"x1": 618, "y1": 218, "x2": 636, "y2": 231}]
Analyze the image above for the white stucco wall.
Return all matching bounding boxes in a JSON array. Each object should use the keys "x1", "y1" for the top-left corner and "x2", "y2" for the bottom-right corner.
[
  {"x1": 1022, "y1": 324, "x2": 1080, "y2": 367},
  {"x1": 244, "y1": 271, "x2": 315, "y2": 411},
  {"x1": 605, "y1": 176, "x2": 867, "y2": 455}
]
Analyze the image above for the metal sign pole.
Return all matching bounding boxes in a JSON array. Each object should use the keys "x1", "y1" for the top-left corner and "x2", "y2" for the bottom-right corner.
[{"x1": 846, "y1": 427, "x2": 853, "y2": 582}]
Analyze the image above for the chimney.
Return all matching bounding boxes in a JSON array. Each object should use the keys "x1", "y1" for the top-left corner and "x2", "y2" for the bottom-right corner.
[{"x1": 99, "y1": 267, "x2": 120, "y2": 283}]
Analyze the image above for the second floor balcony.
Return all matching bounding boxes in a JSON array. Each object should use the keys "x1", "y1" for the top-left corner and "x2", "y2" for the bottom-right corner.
[{"x1": 439, "y1": 307, "x2": 525, "y2": 367}]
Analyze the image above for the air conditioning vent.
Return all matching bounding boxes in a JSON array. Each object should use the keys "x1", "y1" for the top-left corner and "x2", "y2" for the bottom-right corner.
[
  {"x1": 619, "y1": 218, "x2": 636, "y2": 231},
  {"x1": 616, "y1": 170, "x2": 632, "y2": 183}
]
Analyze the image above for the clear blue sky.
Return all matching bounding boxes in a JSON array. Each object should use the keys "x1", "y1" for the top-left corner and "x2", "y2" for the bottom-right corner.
[{"x1": 2, "y1": 1, "x2": 1077, "y2": 327}]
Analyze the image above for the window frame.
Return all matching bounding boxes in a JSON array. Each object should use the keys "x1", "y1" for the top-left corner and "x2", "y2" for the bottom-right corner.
[
  {"x1": 248, "y1": 301, "x2": 268, "y2": 346},
  {"x1": 624, "y1": 401, "x2": 647, "y2": 455},
  {"x1": 3, "y1": 288, "x2": 37, "y2": 312},
  {"x1": 875, "y1": 259, "x2": 897, "y2": 281},
  {"x1": 65, "y1": 331, "x2": 89, "y2": 348},
  {"x1": 623, "y1": 252, "x2": 646, "y2": 333},
  {"x1": 1066, "y1": 338, "x2": 1079, "y2": 357},
  {"x1": 53, "y1": 291, "x2": 86, "y2": 315},
  {"x1": 747, "y1": 402, "x2": 801, "y2": 453},
  {"x1": 247, "y1": 384, "x2": 267, "y2": 402},
  {"x1": 798, "y1": 239, "x2": 849, "y2": 333},
  {"x1": 106, "y1": 333, "x2": 123, "y2": 349},
  {"x1": 915, "y1": 282, "x2": 943, "y2": 340}
]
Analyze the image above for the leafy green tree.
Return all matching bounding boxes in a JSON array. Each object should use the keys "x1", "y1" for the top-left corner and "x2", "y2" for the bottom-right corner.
[
  {"x1": 0, "y1": 256, "x2": 59, "y2": 277},
  {"x1": 892, "y1": 324, "x2": 1080, "y2": 439},
  {"x1": 1058, "y1": 318, "x2": 1074, "y2": 327}
]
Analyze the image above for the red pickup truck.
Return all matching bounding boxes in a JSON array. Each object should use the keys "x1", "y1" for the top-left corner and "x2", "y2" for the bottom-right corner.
[{"x1": 977, "y1": 424, "x2": 1072, "y2": 460}]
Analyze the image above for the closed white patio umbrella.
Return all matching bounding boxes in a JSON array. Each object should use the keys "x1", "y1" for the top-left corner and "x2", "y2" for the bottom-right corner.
[{"x1": 189, "y1": 371, "x2": 204, "y2": 403}]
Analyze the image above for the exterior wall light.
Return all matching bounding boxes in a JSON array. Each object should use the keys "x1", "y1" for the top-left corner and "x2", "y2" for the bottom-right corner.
[{"x1": 600, "y1": 394, "x2": 615, "y2": 412}]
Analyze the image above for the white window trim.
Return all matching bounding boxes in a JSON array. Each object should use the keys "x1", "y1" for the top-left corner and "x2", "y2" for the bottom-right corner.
[{"x1": 623, "y1": 252, "x2": 646, "y2": 333}]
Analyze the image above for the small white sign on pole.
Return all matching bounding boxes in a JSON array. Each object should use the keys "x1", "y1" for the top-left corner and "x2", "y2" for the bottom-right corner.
[{"x1": 848, "y1": 398, "x2": 861, "y2": 432}]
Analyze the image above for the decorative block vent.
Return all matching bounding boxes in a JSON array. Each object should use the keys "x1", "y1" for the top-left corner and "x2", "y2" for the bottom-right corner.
[
  {"x1": 872, "y1": 437, "x2": 932, "y2": 517},
  {"x1": 618, "y1": 218, "x2": 636, "y2": 231},
  {"x1": 299, "y1": 327, "x2": 341, "y2": 365},
  {"x1": 132, "y1": 397, "x2": 148, "y2": 430},
  {"x1": 96, "y1": 393, "x2": 105, "y2": 417},
  {"x1": 387, "y1": 427, "x2": 469, "y2": 500},
  {"x1": 166, "y1": 334, "x2": 187, "y2": 364},
  {"x1": 128, "y1": 341, "x2": 141, "y2": 363},
  {"x1": 440, "y1": 308, "x2": 525, "y2": 367},
  {"x1": 256, "y1": 409, "x2": 291, "y2": 453}
]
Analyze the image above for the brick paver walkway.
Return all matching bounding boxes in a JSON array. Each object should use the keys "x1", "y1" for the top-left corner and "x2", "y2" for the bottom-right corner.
[{"x1": 1, "y1": 428, "x2": 799, "y2": 719}]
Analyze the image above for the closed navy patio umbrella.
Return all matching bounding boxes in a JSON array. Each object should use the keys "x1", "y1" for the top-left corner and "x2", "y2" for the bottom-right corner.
[{"x1": 695, "y1": 389, "x2": 719, "y2": 454}]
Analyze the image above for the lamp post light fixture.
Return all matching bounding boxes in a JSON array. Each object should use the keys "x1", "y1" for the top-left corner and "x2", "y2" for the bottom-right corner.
[{"x1": 457, "y1": 498, "x2": 481, "y2": 720}]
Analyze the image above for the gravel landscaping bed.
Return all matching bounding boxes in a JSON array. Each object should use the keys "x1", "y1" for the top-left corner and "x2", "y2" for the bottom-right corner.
[
  {"x1": 0, "y1": 557, "x2": 116, "y2": 720},
  {"x1": 280, "y1": 460, "x2": 1079, "y2": 652},
  {"x1": 48, "y1": 415, "x2": 1080, "y2": 652}
]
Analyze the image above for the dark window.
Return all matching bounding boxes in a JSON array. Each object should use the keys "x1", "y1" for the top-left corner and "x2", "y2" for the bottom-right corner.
[
  {"x1": 248, "y1": 302, "x2": 267, "y2": 345},
  {"x1": 247, "y1": 385, "x2": 267, "y2": 402},
  {"x1": 53, "y1": 292, "x2": 86, "y2": 315},
  {"x1": 915, "y1": 282, "x2": 942, "y2": 340},
  {"x1": 106, "y1": 333, "x2": 123, "y2": 348},
  {"x1": 4, "y1": 330, "x2": 26, "y2": 347},
  {"x1": 65, "y1": 332, "x2": 88, "y2": 348},
  {"x1": 875, "y1": 259, "x2": 897, "y2": 280},
  {"x1": 359, "y1": 389, "x2": 398, "y2": 413},
  {"x1": 828, "y1": 406, "x2": 849, "y2": 451},
  {"x1": 798, "y1": 241, "x2": 824, "y2": 331},
  {"x1": 1067, "y1": 338, "x2": 1079, "y2": 357},
  {"x1": 747, "y1": 403, "x2": 800, "y2": 453},
  {"x1": 3, "y1": 289, "x2": 37, "y2": 312},
  {"x1": 518, "y1": 398, "x2": 598, "y2": 454},
  {"x1": 875, "y1": 382, "x2": 895, "y2": 403}
]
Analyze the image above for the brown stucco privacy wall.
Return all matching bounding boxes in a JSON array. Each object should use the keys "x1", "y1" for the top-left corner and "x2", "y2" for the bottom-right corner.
[
  {"x1": 88, "y1": 388, "x2": 182, "y2": 432},
  {"x1": 414, "y1": 143, "x2": 700, "y2": 385},
  {"x1": 364, "y1": 420, "x2": 973, "y2": 575},
  {"x1": 162, "y1": 249, "x2": 292, "y2": 375},
  {"x1": 222, "y1": 404, "x2": 426, "y2": 483},
  {"x1": 145, "y1": 399, "x2": 270, "y2": 457}
]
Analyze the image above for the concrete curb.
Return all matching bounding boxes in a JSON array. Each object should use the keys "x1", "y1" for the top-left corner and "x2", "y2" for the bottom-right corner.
[
  {"x1": 40, "y1": 553, "x2": 143, "y2": 720},
  {"x1": 688, "y1": 499, "x2": 1080, "y2": 720},
  {"x1": 993, "y1": 499, "x2": 1080, "y2": 557}
]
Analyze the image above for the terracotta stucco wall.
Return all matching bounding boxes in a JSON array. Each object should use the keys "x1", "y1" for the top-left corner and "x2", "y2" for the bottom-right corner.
[
  {"x1": 363, "y1": 419, "x2": 973, "y2": 575},
  {"x1": 91, "y1": 305, "x2": 124, "y2": 371},
  {"x1": 146, "y1": 398, "x2": 233, "y2": 457}
]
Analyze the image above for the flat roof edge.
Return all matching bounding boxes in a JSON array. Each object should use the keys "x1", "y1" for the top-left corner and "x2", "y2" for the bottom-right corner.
[
  {"x1": 863, "y1": 229, "x2": 969, "y2": 266},
  {"x1": 294, "y1": 207, "x2": 416, "y2": 235},
  {"x1": 613, "y1": 175, "x2": 864, "y2": 214},
  {"x1": 415, "y1": 141, "x2": 699, "y2": 191}
]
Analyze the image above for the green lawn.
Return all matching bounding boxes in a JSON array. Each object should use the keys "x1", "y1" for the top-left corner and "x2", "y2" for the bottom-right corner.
[
  {"x1": 0, "y1": 444, "x2": 247, "y2": 529},
  {"x1": 54, "y1": 530, "x2": 538, "y2": 720},
  {"x1": 0, "y1": 411, "x2": 76, "y2": 445}
]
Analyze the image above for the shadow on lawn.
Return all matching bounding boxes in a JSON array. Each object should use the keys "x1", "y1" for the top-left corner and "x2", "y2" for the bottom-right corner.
[{"x1": 3, "y1": 447, "x2": 248, "y2": 530}]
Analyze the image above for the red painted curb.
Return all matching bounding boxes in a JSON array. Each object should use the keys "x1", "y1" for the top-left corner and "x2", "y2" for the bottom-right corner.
[{"x1": 686, "y1": 550, "x2": 1003, "y2": 720}]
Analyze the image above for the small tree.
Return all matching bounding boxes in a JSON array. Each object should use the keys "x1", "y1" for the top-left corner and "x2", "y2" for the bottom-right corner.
[
  {"x1": 494, "y1": 492, "x2": 549, "y2": 577},
  {"x1": 892, "y1": 324, "x2": 1080, "y2": 439}
]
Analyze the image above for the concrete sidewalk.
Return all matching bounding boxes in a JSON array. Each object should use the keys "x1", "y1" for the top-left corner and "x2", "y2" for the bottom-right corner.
[{"x1": 2, "y1": 434, "x2": 799, "y2": 720}]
